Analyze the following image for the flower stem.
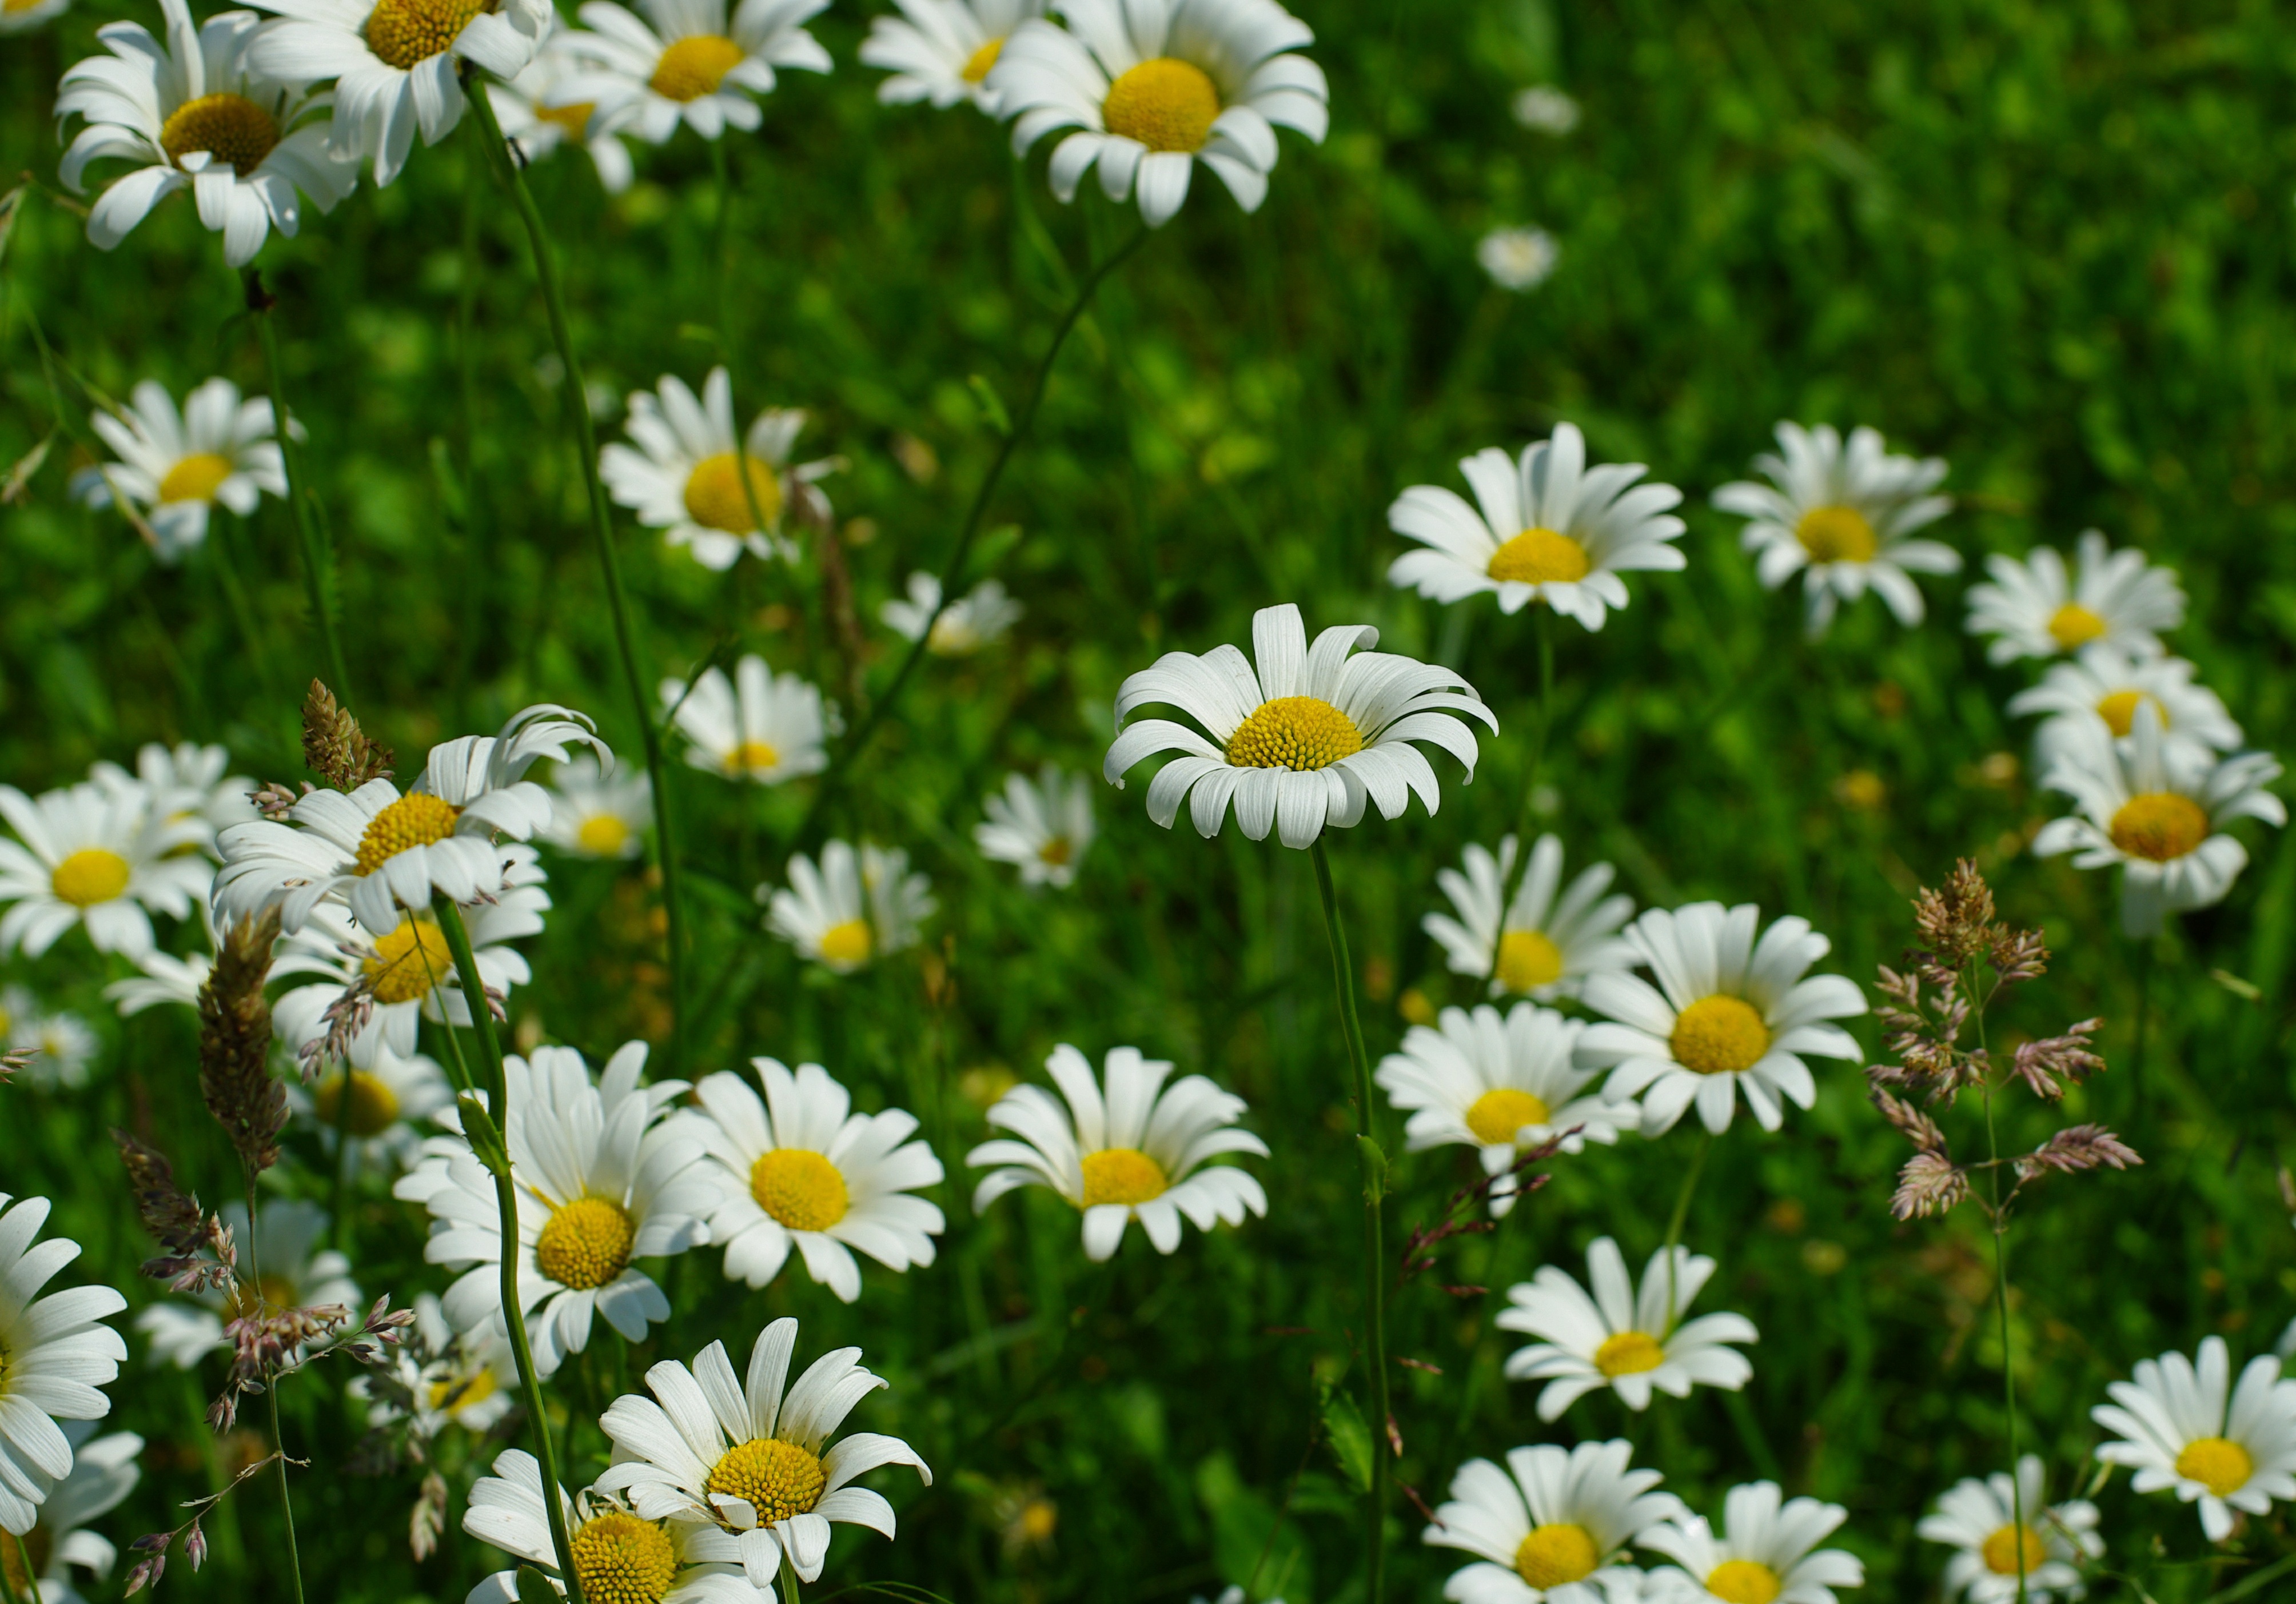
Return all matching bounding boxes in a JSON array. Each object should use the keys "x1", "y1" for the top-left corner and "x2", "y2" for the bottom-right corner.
[
  {"x1": 1659, "y1": 1127, "x2": 1712, "y2": 1334},
  {"x1": 327, "y1": 1058, "x2": 357, "y2": 1256},
  {"x1": 1310, "y1": 838, "x2": 1388, "y2": 1604},
  {"x1": 2130, "y1": 936, "x2": 2155, "y2": 1122},
  {"x1": 706, "y1": 138, "x2": 780, "y2": 589},
  {"x1": 242, "y1": 1175, "x2": 309, "y2": 1604},
  {"x1": 451, "y1": 114, "x2": 493, "y2": 720},
  {"x1": 1481, "y1": 609, "x2": 1555, "y2": 991},
  {"x1": 246, "y1": 273, "x2": 350, "y2": 699},
  {"x1": 1970, "y1": 962, "x2": 2028, "y2": 1604}
]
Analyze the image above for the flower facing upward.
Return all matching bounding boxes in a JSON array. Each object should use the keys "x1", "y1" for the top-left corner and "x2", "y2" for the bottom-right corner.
[
  {"x1": 882, "y1": 572, "x2": 1024, "y2": 655},
  {"x1": 1638, "y1": 1482, "x2": 1864, "y2": 1604},
  {"x1": 1387, "y1": 424, "x2": 1687, "y2": 630},
  {"x1": 1477, "y1": 225, "x2": 1560, "y2": 292},
  {"x1": 2, "y1": 1423, "x2": 141, "y2": 1603},
  {"x1": 553, "y1": 0, "x2": 832, "y2": 145},
  {"x1": 968, "y1": 1043, "x2": 1268, "y2": 1260},
  {"x1": 65, "y1": 380, "x2": 290, "y2": 560},
  {"x1": 860, "y1": 0, "x2": 1045, "y2": 111},
  {"x1": 1964, "y1": 530, "x2": 2186, "y2": 664},
  {"x1": 2091, "y1": 1336, "x2": 2296, "y2": 1542},
  {"x1": 2010, "y1": 643, "x2": 2241, "y2": 769},
  {"x1": 1713, "y1": 421, "x2": 1959, "y2": 636},
  {"x1": 1497, "y1": 1237, "x2": 1756, "y2": 1421},
  {"x1": 1422, "y1": 1440, "x2": 1684, "y2": 1604},
  {"x1": 0, "y1": 780, "x2": 210, "y2": 960},
  {"x1": 975, "y1": 766, "x2": 1095, "y2": 888},
  {"x1": 0, "y1": 1196, "x2": 129, "y2": 1539},
  {"x1": 134, "y1": 1198, "x2": 359, "y2": 1370},
  {"x1": 764, "y1": 840, "x2": 934, "y2": 973},
  {"x1": 2, "y1": 989, "x2": 99, "y2": 1092},
  {"x1": 984, "y1": 0, "x2": 1328, "y2": 227},
  {"x1": 540, "y1": 755, "x2": 652, "y2": 860},
  {"x1": 602, "y1": 370, "x2": 836, "y2": 570},
  {"x1": 661, "y1": 657, "x2": 832, "y2": 786},
  {"x1": 1105, "y1": 601, "x2": 1496, "y2": 850},
  {"x1": 1917, "y1": 1455, "x2": 2100, "y2": 1603},
  {"x1": 1424, "y1": 835, "x2": 1639, "y2": 1001},
  {"x1": 463, "y1": 1449, "x2": 771, "y2": 1604},
  {"x1": 487, "y1": 29, "x2": 639, "y2": 191}
]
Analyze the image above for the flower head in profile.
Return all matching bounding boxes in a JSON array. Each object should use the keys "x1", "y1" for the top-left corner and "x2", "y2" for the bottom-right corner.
[
  {"x1": 2010, "y1": 643, "x2": 2240, "y2": 769},
  {"x1": 861, "y1": 0, "x2": 1045, "y2": 111},
  {"x1": 134, "y1": 1198, "x2": 358, "y2": 1370},
  {"x1": 555, "y1": 0, "x2": 831, "y2": 145},
  {"x1": 985, "y1": 0, "x2": 1328, "y2": 227},
  {"x1": 1965, "y1": 530, "x2": 2185, "y2": 664},
  {"x1": 1105, "y1": 601, "x2": 1496, "y2": 849},
  {"x1": 1639, "y1": 1482, "x2": 1863, "y2": 1603},
  {"x1": 2, "y1": 1423, "x2": 142, "y2": 1604},
  {"x1": 0, "y1": 779, "x2": 210, "y2": 959},
  {"x1": 1425, "y1": 835, "x2": 1637, "y2": 1001},
  {"x1": 540, "y1": 754, "x2": 652, "y2": 860},
  {"x1": 1477, "y1": 225, "x2": 1559, "y2": 292},
  {"x1": 0, "y1": 1195, "x2": 129, "y2": 1539},
  {"x1": 1714, "y1": 421, "x2": 1958, "y2": 636},
  {"x1": 968, "y1": 1043, "x2": 1267, "y2": 1260},
  {"x1": 2091, "y1": 1335, "x2": 2296, "y2": 1542},
  {"x1": 488, "y1": 30, "x2": 639, "y2": 191},
  {"x1": 662, "y1": 657, "x2": 832, "y2": 785},
  {"x1": 66, "y1": 380, "x2": 290, "y2": 560},
  {"x1": 882, "y1": 572, "x2": 1023, "y2": 655},
  {"x1": 764, "y1": 840, "x2": 934, "y2": 972},
  {"x1": 464, "y1": 1449, "x2": 771, "y2": 1604},
  {"x1": 603, "y1": 370, "x2": 836, "y2": 570},
  {"x1": 1423, "y1": 1440, "x2": 1683, "y2": 1604},
  {"x1": 1497, "y1": 1237, "x2": 1755, "y2": 1421},
  {"x1": 1917, "y1": 1455, "x2": 2100, "y2": 1603},
  {"x1": 975, "y1": 766, "x2": 1094, "y2": 888}
]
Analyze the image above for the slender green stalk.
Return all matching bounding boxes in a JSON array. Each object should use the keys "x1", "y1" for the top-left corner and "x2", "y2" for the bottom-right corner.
[
  {"x1": 1659, "y1": 1128, "x2": 1713, "y2": 1334},
  {"x1": 327, "y1": 1056, "x2": 358, "y2": 1256},
  {"x1": 1969, "y1": 963, "x2": 2028, "y2": 1604},
  {"x1": 1310, "y1": 839, "x2": 1388, "y2": 1604},
  {"x1": 706, "y1": 138, "x2": 780, "y2": 592},
  {"x1": 451, "y1": 116, "x2": 493, "y2": 718},
  {"x1": 247, "y1": 274, "x2": 350, "y2": 696},
  {"x1": 242, "y1": 1175, "x2": 309, "y2": 1604},
  {"x1": 1481, "y1": 609, "x2": 1556, "y2": 992}
]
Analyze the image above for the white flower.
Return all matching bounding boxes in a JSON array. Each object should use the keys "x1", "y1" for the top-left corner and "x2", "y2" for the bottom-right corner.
[
  {"x1": 7, "y1": 1424, "x2": 141, "y2": 1604},
  {"x1": 881, "y1": 571, "x2": 1023, "y2": 655},
  {"x1": 1387, "y1": 425, "x2": 1685, "y2": 631},
  {"x1": 1478, "y1": 226, "x2": 1558, "y2": 292},
  {"x1": 91, "y1": 741, "x2": 254, "y2": 839},
  {"x1": 595, "y1": 1318, "x2": 932, "y2": 1586},
  {"x1": 357, "y1": 1292, "x2": 518, "y2": 1437},
  {"x1": 214, "y1": 703, "x2": 605, "y2": 935},
  {"x1": 540, "y1": 754, "x2": 652, "y2": 860},
  {"x1": 0, "y1": 780, "x2": 209, "y2": 959},
  {"x1": 1579, "y1": 903, "x2": 1866, "y2": 1138},
  {"x1": 764, "y1": 840, "x2": 934, "y2": 972},
  {"x1": 2, "y1": 994, "x2": 98, "y2": 1092},
  {"x1": 0, "y1": 1196, "x2": 129, "y2": 1538},
  {"x1": 985, "y1": 0, "x2": 1329, "y2": 228},
  {"x1": 488, "y1": 32, "x2": 637, "y2": 191},
  {"x1": 1964, "y1": 530, "x2": 2185, "y2": 664},
  {"x1": 601, "y1": 369, "x2": 836, "y2": 569},
  {"x1": 463, "y1": 1449, "x2": 771, "y2": 1604},
  {"x1": 1713, "y1": 421, "x2": 1959, "y2": 636},
  {"x1": 679, "y1": 1059, "x2": 945, "y2": 1303},
  {"x1": 1424, "y1": 835, "x2": 1638, "y2": 1001},
  {"x1": 1496, "y1": 1236, "x2": 1755, "y2": 1421},
  {"x1": 65, "y1": 378, "x2": 292, "y2": 562},
  {"x1": 1423, "y1": 1440, "x2": 1683, "y2": 1604},
  {"x1": 968, "y1": 1042, "x2": 1267, "y2": 1260},
  {"x1": 285, "y1": 1046, "x2": 457, "y2": 1175},
  {"x1": 1917, "y1": 1455, "x2": 2100, "y2": 1603},
  {"x1": 1639, "y1": 1482, "x2": 1863, "y2": 1603},
  {"x1": 2092, "y1": 1335, "x2": 2296, "y2": 1542},
  {"x1": 131, "y1": 1199, "x2": 358, "y2": 1371},
  {"x1": 2010, "y1": 643, "x2": 2241, "y2": 769},
  {"x1": 975, "y1": 766, "x2": 1094, "y2": 888},
  {"x1": 2032, "y1": 702, "x2": 2285, "y2": 937},
  {"x1": 861, "y1": 0, "x2": 1045, "y2": 111},
  {"x1": 1104, "y1": 600, "x2": 1496, "y2": 850},
  {"x1": 662, "y1": 657, "x2": 832, "y2": 785},
  {"x1": 1510, "y1": 85, "x2": 1579, "y2": 133},
  {"x1": 555, "y1": 0, "x2": 832, "y2": 145},
  {"x1": 0, "y1": 0, "x2": 68, "y2": 34},
  {"x1": 393, "y1": 1042, "x2": 712, "y2": 1378}
]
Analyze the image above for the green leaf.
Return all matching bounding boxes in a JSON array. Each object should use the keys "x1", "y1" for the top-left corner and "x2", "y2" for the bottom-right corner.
[
  {"x1": 1355, "y1": 1134, "x2": 1387, "y2": 1204},
  {"x1": 966, "y1": 374, "x2": 1013, "y2": 437},
  {"x1": 458, "y1": 1095, "x2": 511, "y2": 1177},
  {"x1": 515, "y1": 1565, "x2": 558, "y2": 1604},
  {"x1": 1320, "y1": 1385, "x2": 1373, "y2": 1495}
]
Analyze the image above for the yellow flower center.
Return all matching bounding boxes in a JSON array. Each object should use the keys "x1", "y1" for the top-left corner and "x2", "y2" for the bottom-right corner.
[
  {"x1": 1513, "y1": 1522, "x2": 1600, "y2": 1588},
  {"x1": 427, "y1": 1364, "x2": 499, "y2": 1418},
  {"x1": 314, "y1": 1068, "x2": 402, "y2": 1138},
  {"x1": 1794, "y1": 504, "x2": 1878, "y2": 564},
  {"x1": 353, "y1": 793, "x2": 461, "y2": 876},
  {"x1": 225, "y1": 1274, "x2": 301, "y2": 1323},
  {"x1": 960, "y1": 35, "x2": 1003, "y2": 83},
  {"x1": 1593, "y1": 1330, "x2": 1666, "y2": 1377},
  {"x1": 1225, "y1": 695, "x2": 1365, "y2": 771},
  {"x1": 726, "y1": 740, "x2": 783, "y2": 777},
  {"x1": 536, "y1": 99, "x2": 596, "y2": 138},
  {"x1": 651, "y1": 34, "x2": 746, "y2": 101},
  {"x1": 157, "y1": 93, "x2": 281, "y2": 175},
  {"x1": 2175, "y1": 1435, "x2": 2254, "y2": 1497},
  {"x1": 363, "y1": 915, "x2": 454, "y2": 1005},
  {"x1": 1101, "y1": 57, "x2": 1221, "y2": 153},
  {"x1": 2047, "y1": 601, "x2": 2108, "y2": 650},
  {"x1": 1016, "y1": 1498, "x2": 1057, "y2": 1541},
  {"x1": 2095, "y1": 688, "x2": 2158, "y2": 738},
  {"x1": 1981, "y1": 1523, "x2": 2048, "y2": 1577},
  {"x1": 1038, "y1": 836, "x2": 1074, "y2": 867},
  {"x1": 2108, "y1": 792, "x2": 2209, "y2": 861},
  {"x1": 156, "y1": 450, "x2": 237, "y2": 504},
  {"x1": 1465, "y1": 1086, "x2": 1550, "y2": 1146},
  {"x1": 1705, "y1": 1560, "x2": 1783, "y2": 1604},
  {"x1": 817, "y1": 917, "x2": 873, "y2": 967},
  {"x1": 50, "y1": 847, "x2": 131, "y2": 908},
  {"x1": 682, "y1": 450, "x2": 783, "y2": 533},
  {"x1": 748, "y1": 1148, "x2": 850, "y2": 1232},
  {"x1": 707, "y1": 1438, "x2": 827, "y2": 1524},
  {"x1": 569, "y1": 1509, "x2": 679, "y2": 1604},
  {"x1": 1079, "y1": 1147, "x2": 1168, "y2": 1208},
  {"x1": 534, "y1": 1195, "x2": 636, "y2": 1291},
  {"x1": 1487, "y1": 527, "x2": 1591, "y2": 585},
  {"x1": 577, "y1": 812, "x2": 633, "y2": 856},
  {"x1": 1670, "y1": 994, "x2": 1771, "y2": 1075},
  {"x1": 363, "y1": 0, "x2": 489, "y2": 69},
  {"x1": 1496, "y1": 928, "x2": 1564, "y2": 992}
]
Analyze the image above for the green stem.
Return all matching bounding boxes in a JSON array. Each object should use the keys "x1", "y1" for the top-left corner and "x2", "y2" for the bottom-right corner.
[
  {"x1": 1659, "y1": 1128, "x2": 1712, "y2": 1335},
  {"x1": 2, "y1": 1530, "x2": 33, "y2": 1604},
  {"x1": 707, "y1": 138, "x2": 778, "y2": 574},
  {"x1": 243, "y1": 1175, "x2": 309, "y2": 1604},
  {"x1": 2130, "y1": 936, "x2": 2155, "y2": 1122},
  {"x1": 247, "y1": 274, "x2": 350, "y2": 697},
  {"x1": 327, "y1": 1054, "x2": 357, "y2": 1256},
  {"x1": 1310, "y1": 839, "x2": 1387, "y2": 1604},
  {"x1": 451, "y1": 114, "x2": 492, "y2": 720},
  {"x1": 1970, "y1": 963, "x2": 2027, "y2": 1604},
  {"x1": 1481, "y1": 609, "x2": 1556, "y2": 992}
]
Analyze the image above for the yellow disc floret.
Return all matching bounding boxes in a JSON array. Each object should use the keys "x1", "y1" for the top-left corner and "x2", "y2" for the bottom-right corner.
[
  {"x1": 2094, "y1": 689, "x2": 2158, "y2": 737},
  {"x1": 535, "y1": 1196, "x2": 636, "y2": 1291},
  {"x1": 363, "y1": 0, "x2": 488, "y2": 69},
  {"x1": 577, "y1": 812, "x2": 633, "y2": 856},
  {"x1": 818, "y1": 917, "x2": 873, "y2": 967},
  {"x1": 364, "y1": 916, "x2": 455, "y2": 1004},
  {"x1": 708, "y1": 1438, "x2": 827, "y2": 1524},
  {"x1": 727, "y1": 740, "x2": 783, "y2": 777},
  {"x1": 1593, "y1": 1330, "x2": 1665, "y2": 1377},
  {"x1": 683, "y1": 450, "x2": 782, "y2": 533},
  {"x1": 570, "y1": 1509, "x2": 679, "y2": 1604},
  {"x1": 1079, "y1": 1147, "x2": 1168, "y2": 1208},
  {"x1": 157, "y1": 451, "x2": 237, "y2": 504},
  {"x1": 651, "y1": 34, "x2": 746, "y2": 102},
  {"x1": 961, "y1": 35, "x2": 1003, "y2": 83},
  {"x1": 1101, "y1": 57, "x2": 1221, "y2": 153},
  {"x1": 158, "y1": 93, "x2": 281, "y2": 175},
  {"x1": 2047, "y1": 601, "x2": 2108, "y2": 650},
  {"x1": 1705, "y1": 1560, "x2": 1783, "y2": 1604},
  {"x1": 2175, "y1": 1435, "x2": 2254, "y2": 1497},
  {"x1": 315, "y1": 1068, "x2": 402, "y2": 1138},
  {"x1": 1496, "y1": 928, "x2": 1564, "y2": 993},
  {"x1": 1225, "y1": 696, "x2": 1365, "y2": 772},
  {"x1": 1465, "y1": 1087, "x2": 1550, "y2": 1147},
  {"x1": 1794, "y1": 505, "x2": 1877, "y2": 564},
  {"x1": 1671, "y1": 995, "x2": 1771, "y2": 1075},
  {"x1": 1488, "y1": 528, "x2": 1591, "y2": 585},
  {"x1": 428, "y1": 1363, "x2": 498, "y2": 1418},
  {"x1": 353, "y1": 793, "x2": 461, "y2": 876},
  {"x1": 1513, "y1": 1522, "x2": 1600, "y2": 1588},
  {"x1": 50, "y1": 847, "x2": 131, "y2": 908},
  {"x1": 749, "y1": 1148, "x2": 850, "y2": 1232},
  {"x1": 1981, "y1": 1523, "x2": 2047, "y2": 1577},
  {"x1": 2108, "y1": 792, "x2": 2209, "y2": 861},
  {"x1": 536, "y1": 99, "x2": 597, "y2": 138},
  {"x1": 1038, "y1": 836, "x2": 1074, "y2": 867}
]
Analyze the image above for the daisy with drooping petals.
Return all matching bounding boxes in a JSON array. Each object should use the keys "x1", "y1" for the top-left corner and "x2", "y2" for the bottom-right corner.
[
  {"x1": 975, "y1": 766, "x2": 1095, "y2": 888},
  {"x1": 0, "y1": 1196, "x2": 129, "y2": 1539},
  {"x1": 679, "y1": 1059, "x2": 946, "y2": 1303},
  {"x1": 487, "y1": 31, "x2": 637, "y2": 190},
  {"x1": 555, "y1": 0, "x2": 831, "y2": 145},
  {"x1": 1964, "y1": 529, "x2": 2186, "y2": 664},
  {"x1": 764, "y1": 840, "x2": 934, "y2": 973},
  {"x1": 1714, "y1": 421, "x2": 1959, "y2": 636},
  {"x1": 540, "y1": 754, "x2": 652, "y2": 860},
  {"x1": 1105, "y1": 601, "x2": 1496, "y2": 851},
  {"x1": 1425, "y1": 835, "x2": 1638, "y2": 1001},
  {"x1": 1423, "y1": 1440, "x2": 1684, "y2": 1604},
  {"x1": 968, "y1": 1043, "x2": 1268, "y2": 1260},
  {"x1": 2091, "y1": 1335, "x2": 2296, "y2": 1542},
  {"x1": 601, "y1": 370, "x2": 836, "y2": 569},
  {"x1": 861, "y1": 0, "x2": 1043, "y2": 111},
  {"x1": 1918, "y1": 1455, "x2": 2100, "y2": 1603},
  {"x1": 2011, "y1": 643, "x2": 2241, "y2": 769},
  {"x1": 596, "y1": 1319, "x2": 932, "y2": 1586},
  {"x1": 463, "y1": 1449, "x2": 771, "y2": 1604},
  {"x1": 984, "y1": 0, "x2": 1329, "y2": 228},
  {"x1": 0, "y1": 781, "x2": 209, "y2": 960},
  {"x1": 1580, "y1": 903, "x2": 1866, "y2": 1138},
  {"x1": 133, "y1": 1198, "x2": 358, "y2": 1370},
  {"x1": 65, "y1": 378, "x2": 290, "y2": 561},
  {"x1": 1497, "y1": 1237, "x2": 1755, "y2": 1421},
  {"x1": 2032, "y1": 703, "x2": 2285, "y2": 937},
  {"x1": 1387, "y1": 424, "x2": 1686, "y2": 630},
  {"x1": 881, "y1": 571, "x2": 1023, "y2": 656},
  {"x1": 1640, "y1": 1482, "x2": 1863, "y2": 1604},
  {"x1": 662, "y1": 657, "x2": 832, "y2": 786}
]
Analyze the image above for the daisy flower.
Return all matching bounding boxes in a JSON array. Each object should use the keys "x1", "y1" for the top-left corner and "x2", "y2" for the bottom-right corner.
[
  {"x1": 464, "y1": 1449, "x2": 771, "y2": 1604},
  {"x1": 393, "y1": 1042, "x2": 712, "y2": 1379},
  {"x1": 2011, "y1": 642, "x2": 2241, "y2": 771},
  {"x1": 555, "y1": 0, "x2": 831, "y2": 146},
  {"x1": 285, "y1": 1047, "x2": 457, "y2": 1175},
  {"x1": 1964, "y1": 529, "x2": 2186, "y2": 664},
  {"x1": 380, "y1": 1292, "x2": 519, "y2": 1435},
  {"x1": 1917, "y1": 1455, "x2": 2100, "y2": 1603},
  {"x1": 1639, "y1": 1482, "x2": 1864, "y2": 1604},
  {"x1": 1104, "y1": 600, "x2": 1496, "y2": 850},
  {"x1": 2092, "y1": 1335, "x2": 2296, "y2": 1542},
  {"x1": 540, "y1": 754, "x2": 652, "y2": 860},
  {"x1": 0, "y1": 0, "x2": 67, "y2": 33},
  {"x1": 1579, "y1": 903, "x2": 1866, "y2": 1138},
  {"x1": 1713, "y1": 421, "x2": 1958, "y2": 636},
  {"x1": 678, "y1": 1058, "x2": 945, "y2": 1303},
  {"x1": 1425, "y1": 834, "x2": 1638, "y2": 1001},
  {"x1": 1376, "y1": 1001, "x2": 1635, "y2": 1216},
  {"x1": 968, "y1": 1042, "x2": 1268, "y2": 1260},
  {"x1": 4, "y1": 1423, "x2": 141, "y2": 1604},
  {"x1": 2032, "y1": 702, "x2": 2285, "y2": 937},
  {"x1": 0, "y1": 1196, "x2": 129, "y2": 1539},
  {"x1": 881, "y1": 571, "x2": 1023, "y2": 655},
  {"x1": 91, "y1": 741, "x2": 254, "y2": 838},
  {"x1": 67, "y1": 380, "x2": 290, "y2": 563},
  {"x1": 1422, "y1": 1440, "x2": 1684, "y2": 1604},
  {"x1": 487, "y1": 32, "x2": 636, "y2": 191},
  {"x1": 213, "y1": 703, "x2": 604, "y2": 936},
  {"x1": 3, "y1": 996, "x2": 99, "y2": 1092},
  {"x1": 133, "y1": 1198, "x2": 358, "y2": 1371},
  {"x1": 1511, "y1": 85, "x2": 1579, "y2": 133},
  {"x1": 764, "y1": 840, "x2": 934, "y2": 973},
  {"x1": 1477, "y1": 225, "x2": 1559, "y2": 292},
  {"x1": 1496, "y1": 1236, "x2": 1755, "y2": 1421},
  {"x1": 1386, "y1": 424, "x2": 1686, "y2": 629},
  {"x1": 601, "y1": 370, "x2": 835, "y2": 569},
  {"x1": 984, "y1": 0, "x2": 1329, "y2": 228},
  {"x1": 56, "y1": 0, "x2": 354, "y2": 271},
  {"x1": 975, "y1": 765, "x2": 1095, "y2": 888},
  {"x1": 860, "y1": 0, "x2": 1044, "y2": 112},
  {"x1": 0, "y1": 780, "x2": 209, "y2": 959},
  {"x1": 661, "y1": 656, "x2": 832, "y2": 785}
]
